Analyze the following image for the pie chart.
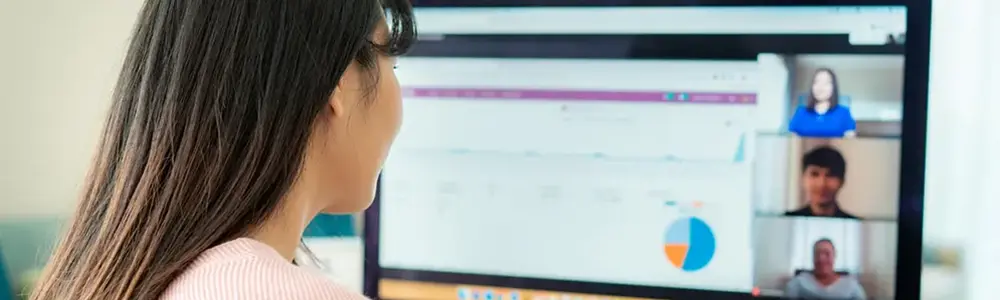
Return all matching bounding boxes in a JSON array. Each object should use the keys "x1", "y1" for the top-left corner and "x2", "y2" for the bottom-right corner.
[{"x1": 663, "y1": 217, "x2": 716, "y2": 272}]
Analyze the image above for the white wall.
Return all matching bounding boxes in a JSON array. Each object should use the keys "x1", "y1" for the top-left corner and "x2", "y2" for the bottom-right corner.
[
  {"x1": 756, "y1": 54, "x2": 791, "y2": 132},
  {"x1": 0, "y1": 0, "x2": 143, "y2": 217},
  {"x1": 860, "y1": 221, "x2": 897, "y2": 299},
  {"x1": 751, "y1": 133, "x2": 792, "y2": 214},
  {"x1": 928, "y1": 1, "x2": 1000, "y2": 299}
]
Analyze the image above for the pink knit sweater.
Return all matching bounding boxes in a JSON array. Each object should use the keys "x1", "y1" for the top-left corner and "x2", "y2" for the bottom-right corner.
[{"x1": 161, "y1": 238, "x2": 367, "y2": 300}]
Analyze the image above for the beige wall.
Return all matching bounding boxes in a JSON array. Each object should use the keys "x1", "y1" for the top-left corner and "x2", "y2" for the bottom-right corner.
[
  {"x1": 0, "y1": 1, "x2": 142, "y2": 217},
  {"x1": 826, "y1": 138, "x2": 900, "y2": 218}
]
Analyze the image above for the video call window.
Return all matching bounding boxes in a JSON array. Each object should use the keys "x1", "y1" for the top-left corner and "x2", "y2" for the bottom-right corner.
[
  {"x1": 754, "y1": 137, "x2": 900, "y2": 221},
  {"x1": 780, "y1": 55, "x2": 905, "y2": 138},
  {"x1": 753, "y1": 217, "x2": 897, "y2": 299},
  {"x1": 374, "y1": 5, "x2": 912, "y2": 300}
]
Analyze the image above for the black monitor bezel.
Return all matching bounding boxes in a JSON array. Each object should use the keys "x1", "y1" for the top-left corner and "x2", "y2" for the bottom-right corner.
[{"x1": 364, "y1": 1, "x2": 930, "y2": 299}]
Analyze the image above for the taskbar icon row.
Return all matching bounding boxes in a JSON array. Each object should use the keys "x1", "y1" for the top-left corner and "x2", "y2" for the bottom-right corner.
[{"x1": 458, "y1": 286, "x2": 633, "y2": 300}]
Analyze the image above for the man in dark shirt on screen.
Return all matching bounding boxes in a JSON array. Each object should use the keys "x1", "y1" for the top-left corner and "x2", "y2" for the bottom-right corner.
[{"x1": 785, "y1": 146, "x2": 859, "y2": 219}]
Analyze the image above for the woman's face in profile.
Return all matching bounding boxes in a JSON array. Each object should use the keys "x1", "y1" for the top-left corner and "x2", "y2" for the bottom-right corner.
[
  {"x1": 312, "y1": 23, "x2": 403, "y2": 214},
  {"x1": 813, "y1": 242, "x2": 836, "y2": 273},
  {"x1": 811, "y1": 71, "x2": 835, "y2": 102}
]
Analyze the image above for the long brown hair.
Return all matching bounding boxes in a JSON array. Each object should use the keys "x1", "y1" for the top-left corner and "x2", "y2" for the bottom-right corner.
[{"x1": 30, "y1": 0, "x2": 415, "y2": 299}]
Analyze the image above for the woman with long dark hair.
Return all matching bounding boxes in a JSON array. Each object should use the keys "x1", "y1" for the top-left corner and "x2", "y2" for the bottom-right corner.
[
  {"x1": 29, "y1": 0, "x2": 415, "y2": 299},
  {"x1": 788, "y1": 68, "x2": 857, "y2": 138}
]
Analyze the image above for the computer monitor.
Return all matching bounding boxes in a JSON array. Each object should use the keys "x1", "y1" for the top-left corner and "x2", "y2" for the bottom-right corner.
[{"x1": 366, "y1": 2, "x2": 930, "y2": 299}]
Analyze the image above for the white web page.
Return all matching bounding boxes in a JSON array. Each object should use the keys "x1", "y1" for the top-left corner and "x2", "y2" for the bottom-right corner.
[{"x1": 379, "y1": 58, "x2": 763, "y2": 292}]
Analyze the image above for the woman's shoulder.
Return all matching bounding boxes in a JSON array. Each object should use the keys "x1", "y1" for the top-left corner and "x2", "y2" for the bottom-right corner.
[
  {"x1": 162, "y1": 238, "x2": 367, "y2": 300},
  {"x1": 162, "y1": 257, "x2": 364, "y2": 300}
]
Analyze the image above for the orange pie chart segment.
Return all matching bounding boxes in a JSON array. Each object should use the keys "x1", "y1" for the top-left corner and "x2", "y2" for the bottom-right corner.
[{"x1": 664, "y1": 244, "x2": 689, "y2": 268}]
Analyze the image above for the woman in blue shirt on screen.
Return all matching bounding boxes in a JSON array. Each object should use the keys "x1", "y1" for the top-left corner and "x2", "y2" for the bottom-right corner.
[{"x1": 788, "y1": 68, "x2": 857, "y2": 138}]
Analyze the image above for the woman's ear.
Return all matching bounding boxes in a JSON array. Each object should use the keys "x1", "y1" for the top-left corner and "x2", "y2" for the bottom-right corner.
[
  {"x1": 329, "y1": 63, "x2": 363, "y2": 117},
  {"x1": 329, "y1": 87, "x2": 346, "y2": 117}
]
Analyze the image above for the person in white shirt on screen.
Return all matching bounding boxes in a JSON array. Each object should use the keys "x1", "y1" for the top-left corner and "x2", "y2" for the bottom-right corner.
[{"x1": 785, "y1": 239, "x2": 867, "y2": 300}]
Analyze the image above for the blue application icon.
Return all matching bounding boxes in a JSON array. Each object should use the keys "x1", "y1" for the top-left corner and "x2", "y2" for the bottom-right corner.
[
  {"x1": 457, "y1": 288, "x2": 469, "y2": 300},
  {"x1": 471, "y1": 291, "x2": 480, "y2": 300},
  {"x1": 663, "y1": 93, "x2": 674, "y2": 101},
  {"x1": 509, "y1": 291, "x2": 521, "y2": 300},
  {"x1": 484, "y1": 290, "x2": 495, "y2": 300},
  {"x1": 678, "y1": 93, "x2": 689, "y2": 101}
]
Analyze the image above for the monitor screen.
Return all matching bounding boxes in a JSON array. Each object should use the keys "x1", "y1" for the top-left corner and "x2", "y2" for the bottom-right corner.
[{"x1": 373, "y1": 5, "x2": 921, "y2": 300}]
